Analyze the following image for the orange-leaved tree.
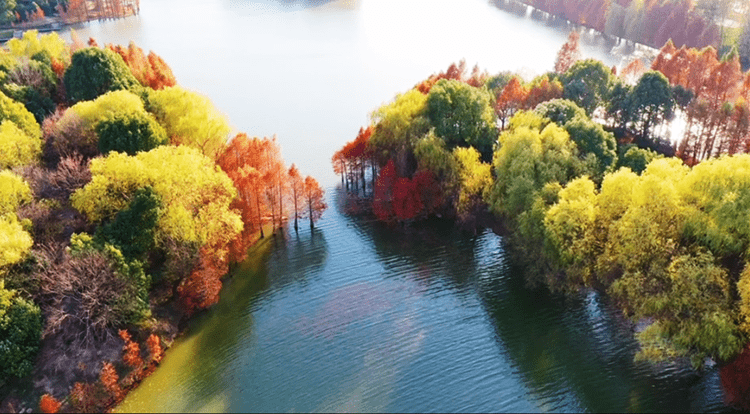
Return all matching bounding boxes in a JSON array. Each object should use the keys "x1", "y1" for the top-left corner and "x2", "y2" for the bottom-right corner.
[
  {"x1": 99, "y1": 362, "x2": 121, "y2": 400},
  {"x1": 119, "y1": 329, "x2": 143, "y2": 368},
  {"x1": 496, "y1": 77, "x2": 528, "y2": 130},
  {"x1": 146, "y1": 334, "x2": 163, "y2": 363},
  {"x1": 107, "y1": 42, "x2": 177, "y2": 90},
  {"x1": 39, "y1": 394, "x2": 61, "y2": 414},
  {"x1": 288, "y1": 164, "x2": 305, "y2": 231},
  {"x1": 555, "y1": 31, "x2": 581, "y2": 74},
  {"x1": 303, "y1": 176, "x2": 326, "y2": 229}
]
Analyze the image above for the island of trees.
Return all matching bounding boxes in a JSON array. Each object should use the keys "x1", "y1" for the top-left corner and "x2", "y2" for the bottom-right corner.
[
  {"x1": 333, "y1": 34, "x2": 750, "y2": 409},
  {"x1": 0, "y1": 30, "x2": 326, "y2": 413}
]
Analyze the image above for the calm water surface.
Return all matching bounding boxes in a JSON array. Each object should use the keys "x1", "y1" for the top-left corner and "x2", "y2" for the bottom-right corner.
[{"x1": 58, "y1": 0, "x2": 731, "y2": 411}]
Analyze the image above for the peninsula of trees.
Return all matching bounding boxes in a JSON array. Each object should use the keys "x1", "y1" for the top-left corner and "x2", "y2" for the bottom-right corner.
[
  {"x1": 0, "y1": 30, "x2": 326, "y2": 413},
  {"x1": 333, "y1": 35, "x2": 750, "y2": 408}
]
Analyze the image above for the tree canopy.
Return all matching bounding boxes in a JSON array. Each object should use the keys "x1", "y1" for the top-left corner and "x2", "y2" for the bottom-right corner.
[{"x1": 64, "y1": 47, "x2": 140, "y2": 104}]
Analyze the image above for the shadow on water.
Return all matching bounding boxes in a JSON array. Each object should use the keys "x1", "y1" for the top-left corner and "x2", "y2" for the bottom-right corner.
[
  {"x1": 332, "y1": 187, "x2": 483, "y2": 291},
  {"x1": 480, "y1": 256, "x2": 731, "y2": 412},
  {"x1": 116, "y1": 228, "x2": 330, "y2": 412},
  {"x1": 333, "y1": 186, "x2": 730, "y2": 412},
  {"x1": 262, "y1": 227, "x2": 330, "y2": 292}
]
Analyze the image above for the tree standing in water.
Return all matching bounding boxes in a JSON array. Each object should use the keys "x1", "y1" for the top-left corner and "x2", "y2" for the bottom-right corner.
[
  {"x1": 303, "y1": 176, "x2": 326, "y2": 229},
  {"x1": 288, "y1": 164, "x2": 304, "y2": 231}
]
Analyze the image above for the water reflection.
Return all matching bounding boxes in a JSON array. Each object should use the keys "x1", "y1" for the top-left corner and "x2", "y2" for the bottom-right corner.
[
  {"x1": 480, "y1": 261, "x2": 727, "y2": 412},
  {"x1": 264, "y1": 228, "x2": 329, "y2": 291}
]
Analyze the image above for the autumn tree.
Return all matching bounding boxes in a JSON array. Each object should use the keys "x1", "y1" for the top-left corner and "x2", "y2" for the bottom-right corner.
[
  {"x1": 523, "y1": 74, "x2": 563, "y2": 110},
  {"x1": 288, "y1": 164, "x2": 304, "y2": 231},
  {"x1": 39, "y1": 394, "x2": 61, "y2": 414},
  {"x1": 146, "y1": 334, "x2": 162, "y2": 363},
  {"x1": 106, "y1": 42, "x2": 177, "y2": 90},
  {"x1": 146, "y1": 86, "x2": 232, "y2": 160},
  {"x1": 100, "y1": 362, "x2": 122, "y2": 399},
  {"x1": 218, "y1": 133, "x2": 269, "y2": 250},
  {"x1": 119, "y1": 329, "x2": 143, "y2": 368},
  {"x1": 555, "y1": 31, "x2": 582, "y2": 74},
  {"x1": 303, "y1": 176, "x2": 326, "y2": 229},
  {"x1": 495, "y1": 76, "x2": 529, "y2": 130}
]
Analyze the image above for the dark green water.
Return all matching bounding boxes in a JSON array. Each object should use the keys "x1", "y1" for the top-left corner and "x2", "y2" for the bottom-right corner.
[
  {"x1": 116, "y1": 189, "x2": 727, "y2": 412},
  {"x1": 54, "y1": 0, "x2": 731, "y2": 410}
]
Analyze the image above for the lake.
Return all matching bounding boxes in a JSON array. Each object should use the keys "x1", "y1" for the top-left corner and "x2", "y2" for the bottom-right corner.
[{"x1": 58, "y1": 0, "x2": 731, "y2": 411}]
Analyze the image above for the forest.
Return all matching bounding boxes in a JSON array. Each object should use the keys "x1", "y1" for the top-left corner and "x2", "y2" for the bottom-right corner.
[
  {"x1": 495, "y1": 0, "x2": 750, "y2": 72},
  {"x1": 333, "y1": 32, "x2": 750, "y2": 408},
  {"x1": 0, "y1": 30, "x2": 326, "y2": 413}
]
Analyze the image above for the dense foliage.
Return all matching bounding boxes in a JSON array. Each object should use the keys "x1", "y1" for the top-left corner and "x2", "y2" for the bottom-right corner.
[
  {"x1": 0, "y1": 281, "x2": 42, "y2": 379},
  {"x1": 64, "y1": 47, "x2": 140, "y2": 103},
  {"x1": 0, "y1": 31, "x2": 327, "y2": 412},
  {"x1": 333, "y1": 35, "x2": 750, "y2": 385}
]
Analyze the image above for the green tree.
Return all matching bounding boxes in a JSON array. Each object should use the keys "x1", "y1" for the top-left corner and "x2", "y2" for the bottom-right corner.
[
  {"x1": 624, "y1": 251, "x2": 741, "y2": 367},
  {"x1": 604, "y1": 78, "x2": 632, "y2": 131},
  {"x1": 426, "y1": 79, "x2": 497, "y2": 159},
  {"x1": 71, "y1": 145, "x2": 242, "y2": 251},
  {"x1": 414, "y1": 131, "x2": 458, "y2": 187},
  {"x1": 630, "y1": 71, "x2": 674, "y2": 140},
  {"x1": 0, "y1": 213, "x2": 33, "y2": 271},
  {"x1": 0, "y1": 281, "x2": 41, "y2": 379},
  {"x1": 561, "y1": 59, "x2": 613, "y2": 116},
  {"x1": 96, "y1": 111, "x2": 168, "y2": 156},
  {"x1": 616, "y1": 145, "x2": 661, "y2": 174},
  {"x1": 64, "y1": 47, "x2": 140, "y2": 104},
  {"x1": 0, "y1": 0, "x2": 16, "y2": 25},
  {"x1": 95, "y1": 186, "x2": 162, "y2": 261},
  {"x1": 564, "y1": 115, "x2": 618, "y2": 181},
  {"x1": 534, "y1": 98, "x2": 587, "y2": 126}
]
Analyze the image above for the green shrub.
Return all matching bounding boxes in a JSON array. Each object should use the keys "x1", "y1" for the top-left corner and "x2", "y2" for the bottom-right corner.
[
  {"x1": 0, "y1": 281, "x2": 42, "y2": 379},
  {"x1": 96, "y1": 111, "x2": 168, "y2": 156},
  {"x1": 64, "y1": 47, "x2": 140, "y2": 104}
]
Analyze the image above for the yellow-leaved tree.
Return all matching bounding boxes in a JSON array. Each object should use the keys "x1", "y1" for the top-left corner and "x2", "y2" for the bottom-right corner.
[
  {"x1": 146, "y1": 86, "x2": 232, "y2": 160},
  {"x1": 0, "y1": 171, "x2": 33, "y2": 270},
  {"x1": 6, "y1": 30, "x2": 70, "y2": 64},
  {"x1": 0, "y1": 120, "x2": 41, "y2": 169},
  {"x1": 71, "y1": 145, "x2": 242, "y2": 251},
  {"x1": 453, "y1": 146, "x2": 491, "y2": 222}
]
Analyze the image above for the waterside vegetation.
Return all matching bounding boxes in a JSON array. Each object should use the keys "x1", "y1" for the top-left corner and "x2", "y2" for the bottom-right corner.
[
  {"x1": 333, "y1": 33, "x2": 750, "y2": 409},
  {"x1": 0, "y1": 30, "x2": 326, "y2": 413}
]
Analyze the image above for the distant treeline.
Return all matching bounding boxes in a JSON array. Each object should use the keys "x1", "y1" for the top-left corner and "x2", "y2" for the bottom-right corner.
[{"x1": 493, "y1": 0, "x2": 723, "y2": 51}]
